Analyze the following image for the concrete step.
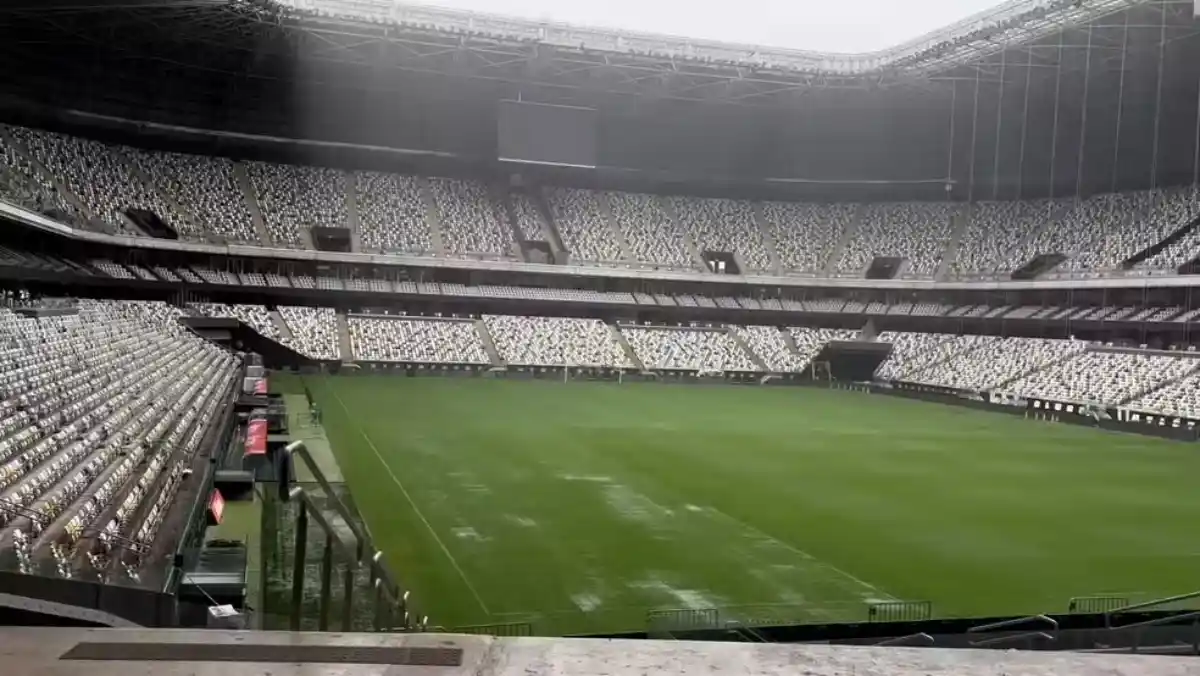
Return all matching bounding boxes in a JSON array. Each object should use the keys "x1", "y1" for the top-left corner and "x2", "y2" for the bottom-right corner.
[
  {"x1": 751, "y1": 202, "x2": 784, "y2": 275},
  {"x1": 595, "y1": 192, "x2": 636, "y2": 263},
  {"x1": 269, "y1": 309, "x2": 295, "y2": 344},
  {"x1": 727, "y1": 326, "x2": 768, "y2": 371},
  {"x1": 474, "y1": 319, "x2": 506, "y2": 368},
  {"x1": 336, "y1": 311, "x2": 353, "y2": 363},
  {"x1": 609, "y1": 322, "x2": 646, "y2": 372},
  {"x1": 824, "y1": 204, "x2": 865, "y2": 275},
  {"x1": 232, "y1": 162, "x2": 272, "y2": 246},
  {"x1": 415, "y1": 176, "x2": 447, "y2": 256},
  {"x1": 346, "y1": 173, "x2": 362, "y2": 253}
]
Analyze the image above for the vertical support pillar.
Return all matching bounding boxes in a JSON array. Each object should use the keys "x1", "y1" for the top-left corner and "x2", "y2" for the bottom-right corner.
[
  {"x1": 342, "y1": 564, "x2": 355, "y2": 631},
  {"x1": 946, "y1": 81, "x2": 959, "y2": 186},
  {"x1": 1017, "y1": 48, "x2": 1033, "y2": 200},
  {"x1": 992, "y1": 49, "x2": 1008, "y2": 200},
  {"x1": 1048, "y1": 29, "x2": 1065, "y2": 199},
  {"x1": 1150, "y1": 1, "x2": 1169, "y2": 189},
  {"x1": 1112, "y1": 12, "x2": 1130, "y2": 194},
  {"x1": 289, "y1": 502, "x2": 309, "y2": 632},
  {"x1": 968, "y1": 65, "x2": 983, "y2": 203},
  {"x1": 1076, "y1": 22, "x2": 1094, "y2": 198},
  {"x1": 318, "y1": 534, "x2": 333, "y2": 631}
]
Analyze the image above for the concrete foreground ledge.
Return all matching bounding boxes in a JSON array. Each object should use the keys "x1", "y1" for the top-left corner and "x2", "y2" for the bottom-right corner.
[{"x1": 1, "y1": 627, "x2": 1197, "y2": 676}]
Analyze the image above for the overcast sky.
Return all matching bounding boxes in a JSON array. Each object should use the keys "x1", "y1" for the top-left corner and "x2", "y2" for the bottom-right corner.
[{"x1": 417, "y1": 0, "x2": 1006, "y2": 53}]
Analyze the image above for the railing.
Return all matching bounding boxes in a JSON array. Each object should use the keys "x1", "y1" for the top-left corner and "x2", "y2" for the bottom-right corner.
[
  {"x1": 279, "y1": 440, "x2": 419, "y2": 631},
  {"x1": 968, "y1": 614, "x2": 1058, "y2": 648},
  {"x1": 1088, "y1": 591, "x2": 1200, "y2": 654},
  {"x1": 874, "y1": 632, "x2": 935, "y2": 647}
]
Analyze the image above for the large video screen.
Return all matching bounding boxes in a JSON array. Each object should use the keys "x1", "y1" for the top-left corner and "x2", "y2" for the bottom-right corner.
[{"x1": 497, "y1": 100, "x2": 598, "y2": 168}]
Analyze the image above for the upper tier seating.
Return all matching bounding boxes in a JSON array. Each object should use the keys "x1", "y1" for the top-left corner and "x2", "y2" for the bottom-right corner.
[
  {"x1": 248, "y1": 162, "x2": 347, "y2": 246},
  {"x1": 623, "y1": 326, "x2": 757, "y2": 371},
  {"x1": 0, "y1": 129, "x2": 76, "y2": 220},
  {"x1": 484, "y1": 315, "x2": 629, "y2": 367},
  {"x1": 428, "y1": 178, "x2": 511, "y2": 258},
  {"x1": 511, "y1": 192, "x2": 547, "y2": 242},
  {"x1": 354, "y1": 172, "x2": 432, "y2": 254},
  {"x1": 126, "y1": 149, "x2": 257, "y2": 243},
  {"x1": 837, "y1": 202, "x2": 954, "y2": 276},
  {"x1": 608, "y1": 192, "x2": 692, "y2": 268},
  {"x1": 670, "y1": 197, "x2": 771, "y2": 272},
  {"x1": 11, "y1": 127, "x2": 177, "y2": 236},
  {"x1": 952, "y1": 199, "x2": 1063, "y2": 276},
  {"x1": 348, "y1": 316, "x2": 489, "y2": 363},
  {"x1": 763, "y1": 202, "x2": 854, "y2": 273},
  {"x1": 545, "y1": 188, "x2": 624, "y2": 263},
  {"x1": 1137, "y1": 186, "x2": 1200, "y2": 270},
  {"x1": 1000, "y1": 351, "x2": 1199, "y2": 406}
]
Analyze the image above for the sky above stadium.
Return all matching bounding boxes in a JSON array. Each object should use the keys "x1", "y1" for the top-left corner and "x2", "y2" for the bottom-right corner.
[{"x1": 417, "y1": 0, "x2": 1005, "y2": 53}]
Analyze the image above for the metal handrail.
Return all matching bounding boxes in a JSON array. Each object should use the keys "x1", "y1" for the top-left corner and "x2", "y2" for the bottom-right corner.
[
  {"x1": 1105, "y1": 591, "x2": 1200, "y2": 627},
  {"x1": 968, "y1": 614, "x2": 1058, "y2": 648},
  {"x1": 281, "y1": 440, "x2": 368, "y2": 558},
  {"x1": 875, "y1": 632, "x2": 935, "y2": 647}
]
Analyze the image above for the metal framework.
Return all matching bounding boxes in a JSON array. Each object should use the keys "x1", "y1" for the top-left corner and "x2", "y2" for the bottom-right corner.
[{"x1": 0, "y1": 0, "x2": 1194, "y2": 109}]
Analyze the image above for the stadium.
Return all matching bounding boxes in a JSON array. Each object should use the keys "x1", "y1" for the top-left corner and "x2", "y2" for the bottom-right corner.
[{"x1": 2, "y1": 0, "x2": 1200, "y2": 672}]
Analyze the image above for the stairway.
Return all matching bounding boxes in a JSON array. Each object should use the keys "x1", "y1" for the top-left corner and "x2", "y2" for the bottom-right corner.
[
  {"x1": 727, "y1": 327, "x2": 768, "y2": 371},
  {"x1": 345, "y1": 173, "x2": 362, "y2": 253},
  {"x1": 1117, "y1": 362, "x2": 1200, "y2": 406},
  {"x1": 610, "y1": 322, "x2": 646, "y2": 371},
  {"x1": 336, "y1": 311, "x2": 353, "y2": 363},
  {"x1": 530, "y1": 186, "x2": 569, "y2": 261},
  {"x1": 415, "y1": 176, "x2": 447, "y2": 256},
  {"x1": 1126, "y1": 212, "x2": 1200, "y2": 271},
  {"x1": 936, "y1": 204, "x2": 971, "y2": 280},
  {"x1": 474, "y1": 319, "x2": 506, "y2": 368},
  {"x1": 269, "y1": 309, "x2": 295, "y2": 344},
  {"x1": 491, "y1": 184, "x2": 527, "y2": 260},
  {"x1": 658, "y1": 196, "x2": 708, "y2": 272},
  {"x1": 0, "y1": 127, "x2": 94, "y2": 222},
  {"x1": 823, "y1": 205, "x2": 865, "y2": 275},
  {"x1": 595, "y1": 192, "x2": 636, "y2": 263},
  {"x1": 232, "y1": 162, "x2": 272, "y2": 246},
  {"x1": 779, "y1": 326, "x2": 801, "y2": 362},
  {"x1": 751, "y1": 203, "x2": 784, "y2": 276},
  {"x1": 988, "y1": 349, "x2": 1086, "y2": 392}
]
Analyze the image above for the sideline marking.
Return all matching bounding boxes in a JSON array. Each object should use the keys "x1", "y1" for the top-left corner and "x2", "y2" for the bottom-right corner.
[
  {"x1": 328, "y1": 388, "x2": 492, "y2": 616},
  {"x1": 703, "y1": 506, "x2": 899, "y2": 601}
]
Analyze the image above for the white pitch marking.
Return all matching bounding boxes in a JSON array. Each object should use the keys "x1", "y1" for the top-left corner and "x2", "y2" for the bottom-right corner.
[
  {"x1": 328, "y1": 388, "x2": 492, "y2": 616},
  {"x1": 703, "y1": 507, "x2": 899, "y2": 601}
]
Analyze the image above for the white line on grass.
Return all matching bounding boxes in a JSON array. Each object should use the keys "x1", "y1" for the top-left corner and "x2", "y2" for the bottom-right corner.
[
  {"x1": 704, "y1": 507, "x2": 900, "y2": 602},
  {"x1": 328, "y1": 388, "x2": 492, "y2": 616}
]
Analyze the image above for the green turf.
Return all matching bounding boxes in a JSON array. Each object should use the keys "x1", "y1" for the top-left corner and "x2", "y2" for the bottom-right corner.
[{"x1": 303, "y1": 375, "x2": 1200, "y2": 635}]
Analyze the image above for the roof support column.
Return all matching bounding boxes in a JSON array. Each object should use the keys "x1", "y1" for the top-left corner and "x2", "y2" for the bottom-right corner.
[
  {"x1": 1076, "y1": 21, "x2": 1094, "y2": 200},
  {"x1": 1048, "y1": 28, "x2": 1065, "y2": 199},
  {"x1": 1111, "y1": 11, "x2": 1130, "y2": 195},
  {"x1": 1150, "y1": 0, "x2": 1169, "y2": 190},
  {"x1": 992, "y1": 49, "x2": 1008, "y2": 201},
  {"x1": 968, "y1": 64, "x2": 982, "y2": 203},
  {"x1": 1017, "y1": 49, "x2": 1032, "y2": 201}
]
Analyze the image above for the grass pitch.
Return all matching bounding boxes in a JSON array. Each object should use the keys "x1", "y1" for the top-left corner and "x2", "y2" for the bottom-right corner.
[{"x1": 301, "y1": 375, "x2": 1200, "y2": 635}]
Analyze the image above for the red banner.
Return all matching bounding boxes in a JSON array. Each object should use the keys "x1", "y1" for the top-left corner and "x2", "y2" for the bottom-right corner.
[
  {"x1": 209, "y1": 489, "x2": 226, "y2": 525},
  {"x1": 253, "y1": 378, "x2": 268, "y2": 395},
  {"x1": 244, "y1": 419, "x2": 267, "y2": 456}
]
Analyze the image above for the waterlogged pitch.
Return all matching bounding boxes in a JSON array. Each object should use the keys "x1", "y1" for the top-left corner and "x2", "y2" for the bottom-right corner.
[{"x1": 302, "y1": 376, "x2": 1200, "y2": 635}]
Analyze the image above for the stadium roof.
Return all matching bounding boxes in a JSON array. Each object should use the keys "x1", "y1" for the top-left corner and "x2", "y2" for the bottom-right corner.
[
  {"x1": 278, "y1": 0, "x2": 1151, "y2": 75},
  {"x1": 393, "y1": 0, "x2": 1004, "y2": 55}
]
